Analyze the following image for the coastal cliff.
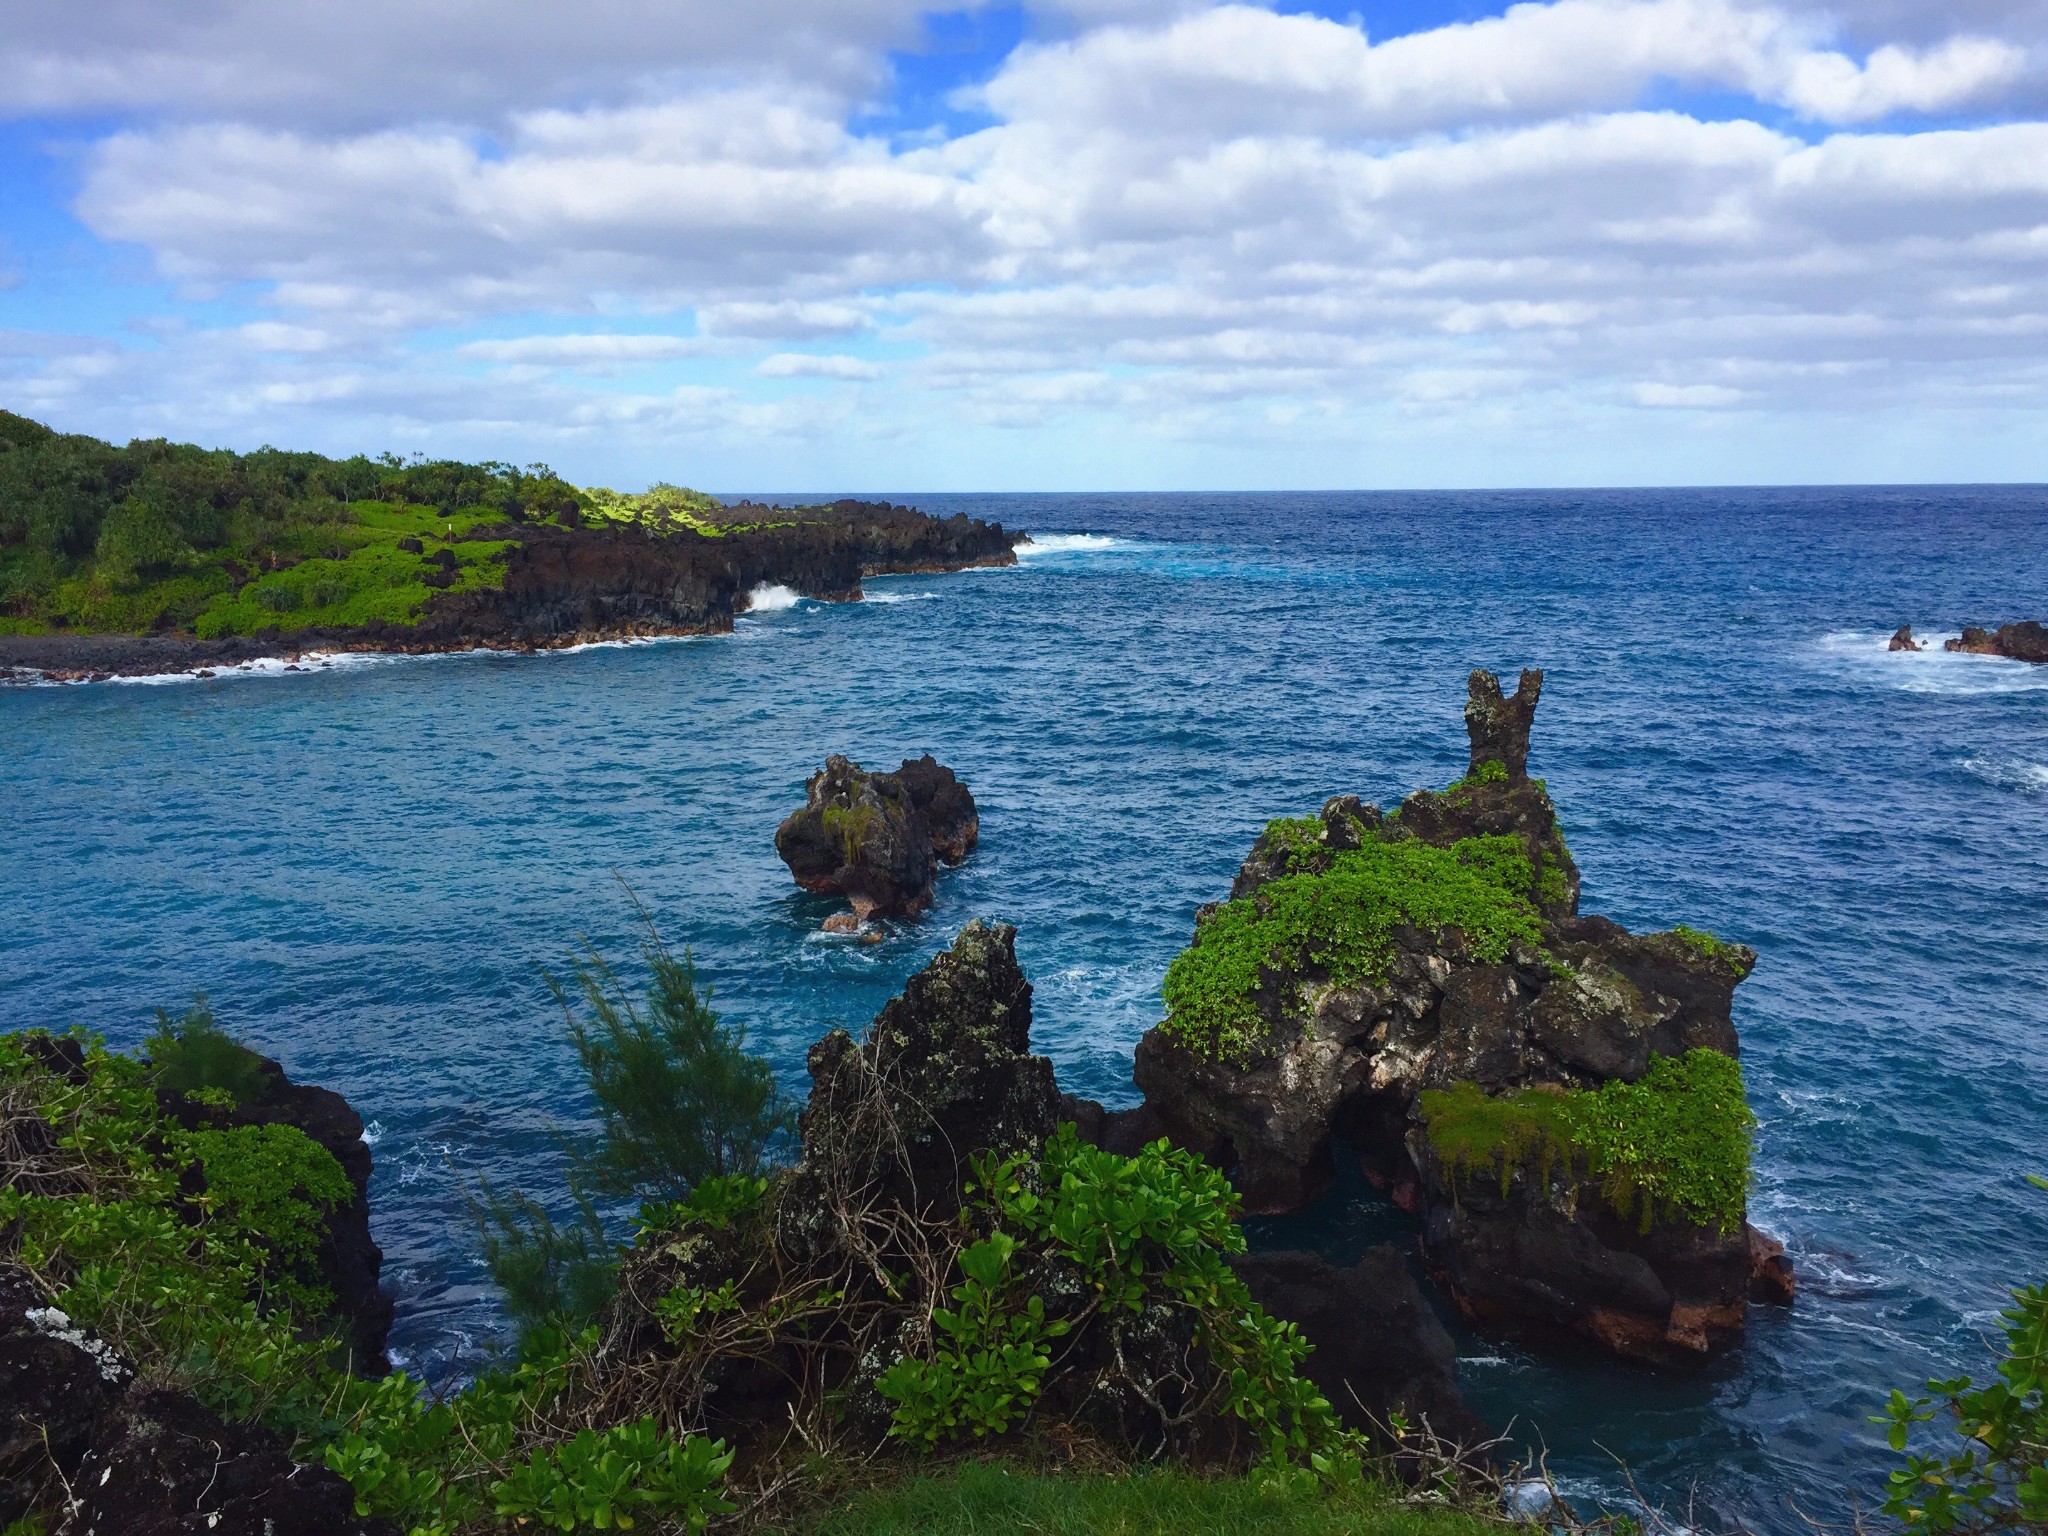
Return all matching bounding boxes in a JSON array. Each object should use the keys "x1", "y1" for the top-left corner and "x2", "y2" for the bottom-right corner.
[{"x1": 0, "y1": 411, "x2": 1017, "y2": 681}]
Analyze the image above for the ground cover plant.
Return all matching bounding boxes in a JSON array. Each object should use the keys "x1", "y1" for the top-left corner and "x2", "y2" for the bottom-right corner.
[
  {"x1": 1417, "y1": 1050, "x2": 1755, "y2": 1234},
  {"x1": 1159, "y1": 831, "x2": 1545, "y2": 1063}
]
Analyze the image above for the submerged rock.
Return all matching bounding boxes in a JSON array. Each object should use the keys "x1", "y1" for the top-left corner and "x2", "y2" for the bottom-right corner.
[
  {"x1": 774, "y1": 754, "x2": 979, "y2": 925},
  {"x1": 1946, "y1": 620, "x2": 2048, "y2": 663},
  {"x1": 1130, "y1": 669, "x2": 1789, "y2": 1366}
]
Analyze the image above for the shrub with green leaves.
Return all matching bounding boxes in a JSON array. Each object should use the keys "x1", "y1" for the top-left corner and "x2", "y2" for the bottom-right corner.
[
  {"x1": 1160, "y1": 834, "x2": 1544, "y2": 1062},
  {"x1": 1877, "y1": 1176, "x2": 2048, "y2": 1534},
  {"x1": 1418, "y1": 1048, "x2": 1755, "y2": 1233},
  {"x1": 877, "y1": 1125, "x2": 1352, "y2": 1468},
  {"x1": 143, "y1": 997, "x2": 271, "y2": 1106}
]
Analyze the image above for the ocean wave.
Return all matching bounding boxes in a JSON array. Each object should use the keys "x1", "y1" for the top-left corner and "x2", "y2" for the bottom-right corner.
[
  {"x1": 863, "y1": 591, "x2": 941, "y2": 605},
  {"x1": 1957, "y1": 754, "x2": 2048, "y2": 796},
  {"x1": 1811, "y1": 630, "x2": 2048, "y2": 694},
  {"x1": 1015, "y1": 532, "x2": 1130, "y2": 557},
  {"x1": 743, "y1": 582, "x2": 805, "y2": 613}
]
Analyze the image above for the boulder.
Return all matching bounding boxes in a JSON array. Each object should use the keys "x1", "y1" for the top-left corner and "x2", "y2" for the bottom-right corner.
[
  {"x1": 1888, "y1": 624, "x2": 1920, "y2": 652},
  {"x1": 1232, "y1": 1249, "x2": 1488, "y2": 1455},
  {"x1": 1946, "y1": 620, "x2": 2048, "y2": 663},
  {"x1": 774, "y1": 754, "x2": 979, "y2": 925},
  {"x1": 1130, "y1": 670, "x2": 1790, "y2": 1365}
]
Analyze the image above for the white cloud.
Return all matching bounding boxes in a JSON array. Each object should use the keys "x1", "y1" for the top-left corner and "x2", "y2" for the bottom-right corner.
[
  {"x1": 1635, "y1": 381, "x2": 1746, "y2": 405},
  {"x1": 8, "y1": 0, "x2": 2048, "y2": 483},
  {"x1": 756, "y1": 352, "x2": 884, "y2": 378}
]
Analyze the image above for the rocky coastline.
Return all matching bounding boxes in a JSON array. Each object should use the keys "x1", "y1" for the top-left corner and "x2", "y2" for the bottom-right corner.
[{"x1": 0, "y1": 499, "x2": 1019, "y2": 684}]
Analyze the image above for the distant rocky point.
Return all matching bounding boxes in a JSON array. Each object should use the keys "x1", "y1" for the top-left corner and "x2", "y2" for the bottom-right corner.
[
  {"x1": 775, "y1": 754, "x2": 979, "y2": 929},
  {"x1": 1945, "y1": 620, "x2": 2048, "y2": 663}
]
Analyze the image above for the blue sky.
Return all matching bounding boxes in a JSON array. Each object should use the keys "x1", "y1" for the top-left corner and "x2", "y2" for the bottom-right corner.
[{"x1": 3, "y1": 0, "x2": 2045, "y2": 490}]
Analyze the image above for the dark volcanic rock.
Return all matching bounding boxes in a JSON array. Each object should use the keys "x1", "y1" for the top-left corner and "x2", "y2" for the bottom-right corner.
[
  {"x1": 1233, "y1": 1249, "x2": 1487, "y2": 1454},
  {"x1": 1888, "y1": 624, "x2": 1921, "y2": 652},
  {"x1": 1130, "y1": 669, "x2": 1787, "y2": 1366},
  {"x1": 793, "y1": 918, "x2": 1057, "y2": 1226},
  {"x1": 1946, "y1": 620, "x2": 2048, "y2": 663},
  {"x1": 65, "y1": 1388, "x2": 394, "y2": 1536},
  {"x1": 1, "y1": 1265, "x2": 391, "y2": 1535},
  {"x1": 775, "y1": 754, "x2": 979, "y2": 925}
]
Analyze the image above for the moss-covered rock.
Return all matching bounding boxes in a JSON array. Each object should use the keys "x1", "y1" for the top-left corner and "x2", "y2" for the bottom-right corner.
[
  {"x1": 1128, "y1": 669, "x2": 1789, "y2": 1367},
  {"x1": 775, "y1": 755, "x2": 980, "y2": 928}
]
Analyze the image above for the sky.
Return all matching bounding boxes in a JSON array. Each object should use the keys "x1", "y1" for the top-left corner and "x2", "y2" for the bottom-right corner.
[{"x1": 1, "y1": 0, "x2": 2045, "y2": 490}]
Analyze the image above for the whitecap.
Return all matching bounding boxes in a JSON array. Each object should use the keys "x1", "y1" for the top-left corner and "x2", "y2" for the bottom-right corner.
[
  {"x1": 743, "y1": 582, "x2": 804, "y2": 613},
  {"x1": 862, "y1": 591, "x2": 941, "y2": 605},
  {"x1": 361, "y1": 1118, "x2": 384, "y2": 1148},
  {"x1": 1810, "y1": 629, "x2": 2048, "y2": 695},
  {"x1": 1014, "y1": 532, "x2": 1129, "y2": 557},
  {"x1": 1957, "y1": 754, "x2": 2048, "y2": 795}
]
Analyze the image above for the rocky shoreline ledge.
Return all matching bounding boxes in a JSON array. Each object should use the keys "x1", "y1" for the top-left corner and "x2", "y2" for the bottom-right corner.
[{"x1": 0, "y1": 501, "x2": 1019, "y2": 684}]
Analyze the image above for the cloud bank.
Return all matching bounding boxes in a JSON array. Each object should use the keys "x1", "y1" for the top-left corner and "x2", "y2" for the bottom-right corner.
[{"x1": 2, "y1": 0, "x2": 2044, "y2": 486}]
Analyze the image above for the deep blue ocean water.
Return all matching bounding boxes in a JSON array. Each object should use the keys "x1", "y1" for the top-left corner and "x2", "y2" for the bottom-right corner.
[{"x1": 5, "y1": 488, "x2": 2047, "y2": 1530}]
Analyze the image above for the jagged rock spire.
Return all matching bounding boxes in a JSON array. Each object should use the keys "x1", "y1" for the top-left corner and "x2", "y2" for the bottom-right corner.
[{"x1": 1464, "y1": 668, "x2": 1542, "y2": 780}]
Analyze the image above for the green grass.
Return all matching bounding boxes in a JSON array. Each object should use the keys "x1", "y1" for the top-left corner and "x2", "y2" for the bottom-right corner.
[
  {"x1": 1160, "y1": 833, "x2": 1544, "y2": 1062},
  {"x1": 797, "y1": 1461, "x2": 1502, "y2": 1536},
  {"x1": 1419, "y1": 1048, "x2": 1754, "y2": 1232}
]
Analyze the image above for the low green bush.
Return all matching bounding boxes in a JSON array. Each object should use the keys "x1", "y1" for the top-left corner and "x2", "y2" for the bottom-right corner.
[
  {"x1": 143, "y1": 997, "x2": 271, "y2": 1106},
  {"x1": 1160, "y1": 834, "x2": 1544, "y2": 1062}
]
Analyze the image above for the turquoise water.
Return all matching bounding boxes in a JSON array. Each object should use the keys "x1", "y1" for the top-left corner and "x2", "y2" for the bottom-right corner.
[{"x1": 5, "y1": 488, "x2": 2046, "y2": 1528}]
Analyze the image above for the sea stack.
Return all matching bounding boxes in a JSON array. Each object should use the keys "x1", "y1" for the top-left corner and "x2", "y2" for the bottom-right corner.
[
  {"x1": 774, "y1": 754, "x2": 979, "y2": 928},
  {"x1": 1946, "y1": 621, "x2": 2048, "y2": 663},
  {"x1": 1125, "y1": 669, "x2": 1792, "y2": 1367}
]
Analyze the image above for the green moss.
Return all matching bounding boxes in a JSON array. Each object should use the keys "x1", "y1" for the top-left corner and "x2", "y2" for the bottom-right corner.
[
  {"x1": 1160, "y1": 834, "x2": 1543, "y2": 1063},
  {"x1": 1669, "y1": 925, "x2": 1743, "y2": 967},
  {"x1": 821, "y1": 802, "x2": 878, "y2": 859},
  {"x1": 1419, "y1": 1048, "x2": 1755, "y2": 1233}
]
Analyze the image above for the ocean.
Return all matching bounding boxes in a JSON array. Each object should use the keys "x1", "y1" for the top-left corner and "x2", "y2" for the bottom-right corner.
[{"x1": 4, "y1": 486, "x2": 2045, "y2": 1529}]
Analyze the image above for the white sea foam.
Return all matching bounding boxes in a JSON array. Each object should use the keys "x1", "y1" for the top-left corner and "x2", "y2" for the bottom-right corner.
[
  {"x1": 863, "y1": 590, "x2": 941, "y2": 605},
  {"x1": 743, "y1": 582, "x2": 804, "y2": 612},
  {"x1": 1014, "y1": 532, "x2": 1128, "y2": 557},
  {"x1": 1812, "y1": 629, "x2": 2048, "y2": 695},
  {"x1": 1958, "y1": 754, "x2": 2048, "y2": 795}
]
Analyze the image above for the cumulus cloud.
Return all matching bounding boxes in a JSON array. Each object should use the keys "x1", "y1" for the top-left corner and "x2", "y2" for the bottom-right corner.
[
  {"x1": 9, "y1": 0, "x2": 2048, "y2": 481},
  {"x1": 756, "y1": 352, "x2": 884, "y2": 378}
]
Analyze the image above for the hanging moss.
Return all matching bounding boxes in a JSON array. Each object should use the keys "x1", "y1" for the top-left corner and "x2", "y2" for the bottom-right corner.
[
  {"x1": 1159, "y1": 833, "x2": 1544, "y2": 1062},
  {"x1": 1418, "y1": 1048, "x2": 1754, "y2": 1233}
]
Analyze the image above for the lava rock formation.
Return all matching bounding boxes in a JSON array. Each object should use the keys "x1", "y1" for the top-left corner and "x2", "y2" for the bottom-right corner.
[{"x1": 774, "y1": 754, "x2": 979, "y2": 927}]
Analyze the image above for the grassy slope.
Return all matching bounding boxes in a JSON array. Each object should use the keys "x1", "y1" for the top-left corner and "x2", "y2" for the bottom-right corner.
[{"x1": 799, "y1": 1463, "x2": 1502, "y2": 1536}]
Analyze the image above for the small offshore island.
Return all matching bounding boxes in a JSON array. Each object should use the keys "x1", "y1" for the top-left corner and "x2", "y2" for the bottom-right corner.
[{"x1": 0, "y1": 411, "x2": 1017, "y2": 683}]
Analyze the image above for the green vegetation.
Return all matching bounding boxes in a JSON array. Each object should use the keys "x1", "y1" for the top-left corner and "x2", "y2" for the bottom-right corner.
[
  {"x1": 582, "y1": 483, "x2": 726, "y2": 535},
  {"x1": 877, "y1": 1126, "x2": 1348, "y2": 1465},
  {"x1": 1, "y1": 1025, "x2": 736, "y2": 1535},
  {"x1": 1878, "y1": 1175, "x2": 2048, "y2": 1534},
  {"x1": 1160, "y1": 834, "x2": 1545, "y2": 1062},
  {"x1": 1667, "y1": 926, "x2": 1744, "y2": 967},
  {"x1": 1454, "y1": 760, "x2": 1509, "y2": 789},
  {"x1": 143, "y1": 996, "x2": 270, "y2": 1105},
  {"x1": 1418, "y1": 1048, "x2": 1755, "y2": 1233},
  {"x1": 801, "y1": 1460, "x2": 1502, "y2": 1536},
  {"x1": 0, "y1": 408, "x2": 587, "y2": 636},
  {"x1": 478, "y1": 909, "x2": 794, "y2": 1339}
]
